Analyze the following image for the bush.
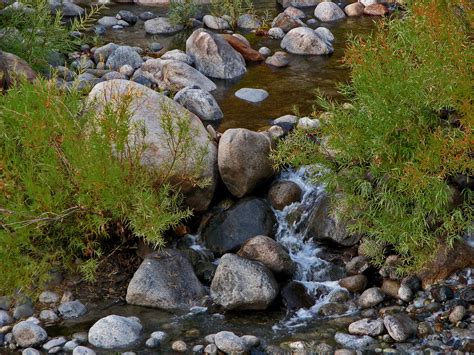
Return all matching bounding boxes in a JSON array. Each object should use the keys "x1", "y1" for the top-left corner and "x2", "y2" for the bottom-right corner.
[
  {"x1": 0, "y1": 79, "x2": 194, "y2": 294},
  {"x1": 169, "y1": 0, "x2": 199, "y2": 27},
  {"x1": 273, "y1": 0, "x2": 473, "y2": 274},
  {"x1": 0, "y1": 0, "x2": 102, "y2": 70},
  {"x1": 210, "y1": 0, "x2": 254, "y2": 29}
]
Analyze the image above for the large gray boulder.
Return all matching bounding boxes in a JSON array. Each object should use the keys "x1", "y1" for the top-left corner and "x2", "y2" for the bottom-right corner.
[
  {"x1": 186, "y1": 29, "x2": 246, "y2": 80},
  {"x1": 202, "y1": 198, "x2": 276, "y2": 255},
  {"x1": 12, "y1": 321, "x2": 48, "y2": 348},
  {"x1": 214, "y1": 331, "x2": 246, "y2": 353},
  {"x1": 87, "y1": 80, "x2": 217, "y2": 212},
  {"x1": 210, "y1": 254, "x2": 279, "y2": 310},
  {"x1": 126, "y1": 249, "x2": 207, "y2": 309},
  {"x1": 105, "y1": 46, "x2": 143, "y2": 70},
  {"x1": 144, "y1": 17, "x2": 183, "y2": 34},
  {"x1": 271, "y1": 12, "x2": 306, "y2": 33},
  {"x1": 161, "y1": 61, "x2": 217, "y2": 92},
  {"x1": 314, "y1": 2, "x2": 346, "y2": 22},
  {"x1": 174, "y1": 87, "x2": 223, "y2": 121},
  {"x1": 281, "y1": 27, "x2": 333, "y2": 55},
  {"x1": 302, "y1": 193, "x2": 359, "y2": 246},
  {"x1": 88, "y1": 315, "x2": 142, "y2": 349},
  {"x1": 218, "y1": 128, "x2": 274, "y2": 198},
  {"x1": 93, "y1": 43, "x2": 119, "y2": 64},
  {"x1": 237, "y1": 235, "x2": 296, "y2": 277}
]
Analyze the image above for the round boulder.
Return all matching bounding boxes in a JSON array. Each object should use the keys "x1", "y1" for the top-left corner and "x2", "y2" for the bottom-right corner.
[
  {"x1": 268, "y1": 180, "x2": 302, "y2": 210},
  {"x1": 314, "y1": 2, "x2": 346, "y2": 22},
  {"x1": 174, "y1": 87, "x2": 223, "y2": 121},
  {"x1": 358, "y1": 287, "x2": 385, "y2": 309},
  {"x1": 348, "y1": 318, "x2": 385, "y2": 336},
  {"x1": 144, "y1": 17, "x2": 183, "y2": 34},
  {"x1": 88, "y1": 315, "x2": 142, "y2": 349},
  {"x1": 339, "y1": 275, "x2": 368, "y2": 294},
  {"x1": 281, "y1": 27, "x2": 333, "y2": 55},
  {"x1": 383, "y1": 313, "x2": 417, "y2": 342},
  {"x1": 12, "y1": 321, "x2": 48, "y2": 348},
  {"x1": 214, "y1": 331, "x2": 246, "y2": 353},
  {"x1": 344, "y1": 2, "x2": 365, "y2": 17}
]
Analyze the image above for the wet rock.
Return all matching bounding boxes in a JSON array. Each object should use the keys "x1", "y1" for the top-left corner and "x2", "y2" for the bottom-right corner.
[
  {"x1": 174, "y1": 87, "x2": 222, "y2": 121},
  {"x1": 401, "y1": 276, "x2": 421, "y2": 293},
  {"x1": 214, "y1": 331, "x2": 246, "y2": 353},
  {"x1": 281, "y1": 27, "x2": 332, "y2": 55},
  {"x1": 265, "y1": 51, "x2": 289, "y2": 67},
  {"x1": 237, "y1": 14, "x2": 261, "y2": 29},
  {"x1": 204, "y1": 343, "x2": 218, "y2": 354},
  {"x1": 210, "y1": 253, "x2": 279, "y2": 310},
  {"x1": 13, "y1": 303, "x2": 34, "y2": 319},
  {"x1": 339, "y1": 274, "x2": 368, "y2": 293},
  {"x1": 58, "y1": 300, "x2": 87, "y2": 319},
  {"x1": 218, "y1": 129, "x2": 274, "y2": 198},
  {"x1": 161, "y1": 49, "x2": 193, "y2": 65},
  {"x1": 398, "y1": 285, "x2": 413, "y2": 302},
  {"x1": 162, "y1": 61, "x2": 217, "y2": 92},
  {"x1": 172, "y1": 340, "x2": 188, "y2": 352},
  {"x1": 203, "y1": 198, "x2": 276, "y2": 254},
  {"x1": 358, "y1": 287, "x2": 385, "y2": 309},
  {"x1": 344, "y1": 2, "x2": 364, "y2": 16},
  {"x1": 277, "y1": 0, "x2": 320, "y2": 8},
  {"x1": 88, "y1": 315, "x2": 142, "y2": 349},
  {"x1": 430, "y1": 285, "x2": 454, "y2": 302},
  {"x1": 117, "y1": 10, "x2": 137, "y2": 25},
  {"x1": 449, "y1": 305, "x2": 466, "y2": 324},
  {"x1": 346, "y1": 256, "x2": 369, "y2": 275},
  {"x1": 348, "y1": 318, "x2": 385, "y2": 336},
  {"x1": 22, "y1": 348, "x2": 41, "y2": 355},
  {"x1": 64, "y1": 340, "x2": 79, "y2": 351},
  {"x1": 268, "y1": 180, "x2": 302, "y2": 210},
  {"x1": 145, "y1": 17, "x2": 183, "y2": 34},
  {"x1": 284, "y1": 6, "x2": 305, "y2": 19},
  {"x1": 203, "y1": 15, "x2": 230, "y2": 30},
  {"x1": 105, "y1": 45, "x2": 142, "y2": 70},
  {"x1": 97, "y1": 16, "x2": 118, "y2": 27},
  {"x1": 12, "y1": 321, "x2": 48, "y2": 348},
  {"x1": 235, "y1": 88, "x2": 269, "y2": 103},
  {"x1": 221, "y1": 34, "x2": 264, "y2": 62},
  {"x1": 237, "y1": 235, "x2": 296, "y2": 277},
  {"x1": 43, "y1": 337, "x2": 67, "y2": 351},
  {"x1": 383, "y1": 313, "x2": 417, "y2": 342},
  {"x1": 303, "y1": 193, "x2": 358, "y2": 246},
  {"x1": 314, "y1": 2, "x2": 346, "y2": 22},
  {"x1": 72, "y1": 346, "x2": 96, "y2": 355},
  {"x1": 271, "y1": 12, "x2": 306, "y2": 33},
  {"x1": 318, "y1": 302, "x2": 348, "y2": 317},
  {"x1": 268, "y1": 27, "x2": 285, "y2": 40},
  {"x1": 88, "y1": 80, "x2": 217, "y2": 211},
  {"x1": 39, "y1": 309, "x2": 59, "y2": 322},
  {"x1": 328, "y1": 289, "x2": 350, "y2": 303},
  {"x1": 381, "y1": 279, "x2": 400, "y2": 299},
  {"x1": 0, "y1": 311, "x2": 12, "y2": 326},
  {"x1": 334, "y1": 332, "x2": 376, "y2": 350},
  {"x1": 259, "y1": 47, "x2": 272, "y2": 57},
  {"x1": 139, "y1": 11, "x2": 156, "y2": 21},
  {"x1": 126, "y1": 249, "x2": 206, "y2": 310},
  {"x1": 241, "y1": 335, "x2": 259, "y2": 348},
  {"x1": 281, "y1": 281, "x2": 314, "y2": 311},
  {"x1": 186, "y1": 29, "x2": 246, "y2": 80},
  {"x1": 364, "y1": 4, "x2": 389, "y2": 16}
]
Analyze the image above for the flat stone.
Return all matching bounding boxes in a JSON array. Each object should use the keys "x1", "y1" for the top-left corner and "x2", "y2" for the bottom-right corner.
[
  {"x1": 235, "y1": 88, "x2": 269, "y2": 103},
  {"x1": 58, "y1": 300, "x2": 87, "y2": 319},
  {"x1": 88, "y1": 315, "x2": 143, "y2": 349}
]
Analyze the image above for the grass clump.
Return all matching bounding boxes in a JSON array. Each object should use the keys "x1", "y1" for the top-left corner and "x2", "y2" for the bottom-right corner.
[
  {"x1": 273, "y1": 0, "x2": 473, "y2": 274},
  {"x1": 169, "y1": 0, "x2": 199, "y2": 27},
  {"x1": 0, "y1": 79, "x2": 195, "y2": 294},
  {"x1": 210, "y1": 0, "x2": 254, "y2": 29}
]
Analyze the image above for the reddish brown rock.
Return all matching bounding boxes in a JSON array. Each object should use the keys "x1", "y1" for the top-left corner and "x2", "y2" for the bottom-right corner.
[
  {"x1": 221, "y1": 34, "x2": 264, "y2": 62},
  {"x1": 363, "y1": 4, "x2": 389, "y2": 16},
  {"x1": 381, "y1": 279, "x2": 400, "y2": 299},
  {"x1": 418, "y1": 241, "x2": 474, "y2": 288},
  {"x1": 339, "y1": 274, "x2": 368, "y2": 294},
  {"x1": 344, "y1": 2, "x2": 365, "y2": 17}
]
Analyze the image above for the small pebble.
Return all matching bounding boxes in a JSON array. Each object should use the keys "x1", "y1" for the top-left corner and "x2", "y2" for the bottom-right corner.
[{"x1": 172, "y1": 340, "x2": 187, "y2": 352}]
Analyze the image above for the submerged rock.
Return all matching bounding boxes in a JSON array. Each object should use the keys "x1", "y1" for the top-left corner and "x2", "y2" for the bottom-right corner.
[
  {"x1": 88, "y1": 315, "x2": 143, "y2": 349},
  {"x1": 203, "y1": 198, "x2": 276, "y2": 254},
  {"x1": 235, "y1": 88, "x2": 269, "y2": 103},
  {"x1": 268, "y1": 180, "x2": 302, "y2": 210},
  {"x1": 126, "y1": 249, "x2": 206, "y2": 310},
  {"x1": 281, "y1": 281, "x2": 314, "y2": 311},
  {"x1": 174, "y1": 87, "x2": 223, "y2": 121},
  {"x1": 266, "y1": 51, "x2": 289, "y2": 67},
  {"x1": 214, "y1": 331, "x2": 246, "y2": 353},
  {"x1": 281, "y1": 27, "x2": 333, "y2": 55},
  {"x1": 144, "y1": 17, "x2": 183, "y2": 34},
  {"x1": 211, "y1": 254, "x2": 279, "y2": 310},
  {"x1": 186, "y1": 29, "x2": 246, "y2": 80}
]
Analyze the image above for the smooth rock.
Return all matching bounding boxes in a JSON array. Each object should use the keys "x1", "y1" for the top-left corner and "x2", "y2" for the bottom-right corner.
[
  {"x1": 265, "y1": 51, "x2": 289, "y2": 67},
  {"x1": 381, "y1": 279, "x2": 400, "y2": 299},
  {"x1": 334, "y1": 332, "x2": 376, "y2": 350},
  {"x1": 105, "y1": 45, "x2": 142, "y2": 70},
  {"x1": 12, "y1": 321, "x2": 48, "y2": 348},
  {"x1": 314, "y1": 2, "x2": 346, "y2": 22},
  {"x1": 235, "y1": 88, "x2": 269, "y2": 103},
  {"x1": 449, "y1": 306, "x2": 466, "y2": 324},
  {"x1": 43, "y1": 337, "x2": 67, "y2": 351},
  {"x1": 241, "y1": 335, "x2": 259, "y2": 348},
  {"x1": 349, "y1": 318, "x2": 385, "y2": 336},
  {"x1": 314, "y1": 26, "x2": 334, "y2": 46},
  {"x1": 344, "y1": 2, "x2": 364, "y2": 16},
  {"x1": 346, "y1": 256, "x2": 369, "y2": 275},
  {"x1": 277, "y1": 0, "x2": 321, "y2": 8},
  {"x1": 161, "y1": 49, "x2": 193, "y2": 65},
  {"x1": 221, "y1": 34, "x2": 264, "y2": 61},
  {"x1": 284, "y1": 6, "x2": 305, "y2": 19},
  {"x1": 72, "y1": 346, "x2": 96, "y2": 355},
  {"x1": 203, "y1": 15, "x2": 230, "y2": 30},
  {"x1": 259, "y1": 47, "x2": 271, "y2": 57},
  {"x1": 398, "y1": 285, "x2": 413, "y2": 302},
  {"x1": 358, "y1": 288, "x2": 385, "y2": 308},
  {"x1": 363, "y1": 4, "x2": 389, "y2": 16},
  {"x1": 237, "y1": 14, "x2": 261, "y2": 29},
  {"x1": 281, "y1": 27, "x2": 333, "y2": 55},
  {"x1": 172, "y1": 340, "x2": 187, "y2": 352},
  {"x1": 271, "y1": 12, "x2": 306, "y2": 32},
  {"x1": 97, "y1": 16, "x2": 118, "y2": 27},
  {"x1": 297, "y1": 116, "x2": 320, "y2": 129},
  {"x1": 161, "y1": 60, "x2": 217, "y2": 92},
  {"x1": 88, "y1": 315, "x2": 143, "y2": 349},
  {"x1": 13, "y1": 303, "x2": 34, "y2": 320},
  {"x1": 39, "y1": 291, "x2": 60, "y2": 304},
  {"x1": 39, "y1": 309, "x2": 59, "y2": 322},
  {"x1": 117, "y1": 10, "x2": 137, "y2": 25},
  {"x1": 268, "y1": 27, "x2": 285, "y2": 39},
  {"x1": 174, "y1": 87, "x2": 223, "y2": 121},
  {"x1": 214, "y1": 331, "x2": 246, "y2": 353},
  {"x1": 58, "y1": 300, "x2": 86, "y2": 319},
  {"x1": 126, "y1": 249, "x2": 206, "y2": 309},
  {"x1": 268, "y1": 180, "x2": 302, "y2": 210},
  {"x1": 237, "y1": 235, "x2": 296, "y2": 277},
  {"x1": 210, "y1": 254, "x2": 279, "y2": 310},
  {"x1": 93, "y1": 43, "x2": 119, "y2": 64},
  {"x1": 281, "y1": 281, "x2": 314, "y2": 311},
  {"x1": 139, "y1": 11, "x2": 156, "y2": 21},
  {"x1": 383, "y1": 313, "x2": 417, "y2": 342},
  {"x1": 145, "y1": 17, "x2": 183, "y2": 34}
]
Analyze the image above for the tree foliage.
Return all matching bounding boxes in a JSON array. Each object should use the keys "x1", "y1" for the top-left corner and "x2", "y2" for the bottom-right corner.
[{"x1": 273, "y1": 0, "x2": 473, "y2": 274}]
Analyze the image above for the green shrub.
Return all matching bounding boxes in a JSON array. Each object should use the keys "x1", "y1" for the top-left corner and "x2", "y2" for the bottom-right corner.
[
  {"x1": 210, "y1": 0, "x2": 254, "y2": 29},
  {"x1": 169, "y1": 0, "x2": 199, "y2": 27},
  {"x1": 273, "y1": 0, "x2": 473, "y2": 274},
  {"x1": 0, "y1": 79, "x2": 195, "y2": 294},
  {"x1": 0, "y1": 0, "x2": 102, "y2": 70}
]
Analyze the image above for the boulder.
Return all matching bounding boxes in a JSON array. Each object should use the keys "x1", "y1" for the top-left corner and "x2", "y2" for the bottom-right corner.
[
  {"x1": 105, "y1": 46, "x2": 142, "y2": 70},
  {"x1": 237, "y1": 14, "x2": 261, "y2": 29},
  {"x1": 381, "y1": 279, "x2": 400, "y2": 299},
  {"x1": 383, "y1": 313, "x2": 417, "y2": 342},
  {"x1": 268, "y1": 27, "x2": 285, "y2": 40},
  {"x1": 221, "y1": 34, "x2": 264, "y2": 61},
  {"x1": 281, "y1": 27, "x2": 333, "y2": 55},
  {"x1": 334, "y1": 333, "x2": 376, "y2": 350},
  {"x1": 87, "y1": 80, "x2": 217, "y2": 212},
  {"x1": 0, "y1": 310, "x2": 13, "y2": 326},
  {"x1": 203, "y1": 198, "x2": 276, "y2": 254},
  {"x1": 144, "y1": 17, "x2": 183, "y2": 35},
  {"x1": 358, "y1": 287, "x2": 385, "y2": 309},
  {"x1": 314, "y1": 2, "x2": 346, "y2": 22},
  {"x1": 49, "y1": 0, "x2": 84, "y2": 17},
  {"x1": 271, "y1": 12, "x2": 306, "y2": 33},
  {"x1": 58, "y1": 300, "x2": 86, "y2": 319},
  {"x1": 237, "y1": 235, "x2": 296, "y2": 277},
  {"x1": 126, "y1": 249, "x2": 206, "y2": 309},
  {"x1": 97, "y1": 16, "x2": 118, "y2": 27},
  {"x1": 161, "y1": 49, "x2": 193, "y2": 66},
  {"x1": 284, "y1": 6, "x2": 306, "y2": 19},
  {"x1": 186, "y1": 29, "x2": 246, "y2": 79},
  {"x1": 203, "y1": 15, "x2": 230, "y2": 30},
  {"x1": 218, "y1": 128, "x2": 274, "y2": 197},
  {"x1": 12, "y1": 321, "x2": 48, "y2": 348},
  {"x1": 344, "y1": 2, "x2": 364, "y2": 17},
  {"x1": 72, "y1": 346, "x2": 96, "y2": 355},
  {"x1": 314, "y1": 27, "x2": 334, "y2": 47},
  {"x1": 265, "y1": 51, "x2": 289, "y2": 67},
  {"x1": 92, "y1": 43, "x2": 119, "y2": 64},
  {"x1": 161, "y1": 61, "x2": 217, "y2": 92},
  {"x1": 277, "y1": 0, "x2": 321, "y2": 8},
  {"x1": 0, "y1": 51, "x2": 37, "y2": 89},
  {"x1": 214, "y1": 331, "x2": 246, "y2": 353},
  {"x1": 88, "y1": 315, "x2": 142, "y2": 349},
  {"x1": 363, "y1": 4, "x2": 389, "y2": 16},
  {"x1": 117, "y1": 10, "x2": 137, "y2": 25},
  {"x1": 235, "y1": 88, "x2": 269, "y2": 103},
  {"x1": 281, "y1": 281, "x2": 314, "y2": 311},
  {"x1": 359, "y1": 0, "x2": 379, "y2": 5},
  {"x1": 302, "y1": 193, "x2": 358, "y2": 246},
  {"x1": 348, "y1": 318, "x2": 385, "y2": 336},
  {"x1": 268, "y1": 180, "x2": 302, "y2": 210},
  {"x1": 174, "y1": 87, "x2": 223, "y2": 121},
  {"x1": 210, "y1": 254, "x2": 279, "y2": 310},
  {"x1": 339, "y1": 275, "x2": 368, "y2": 294}
]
